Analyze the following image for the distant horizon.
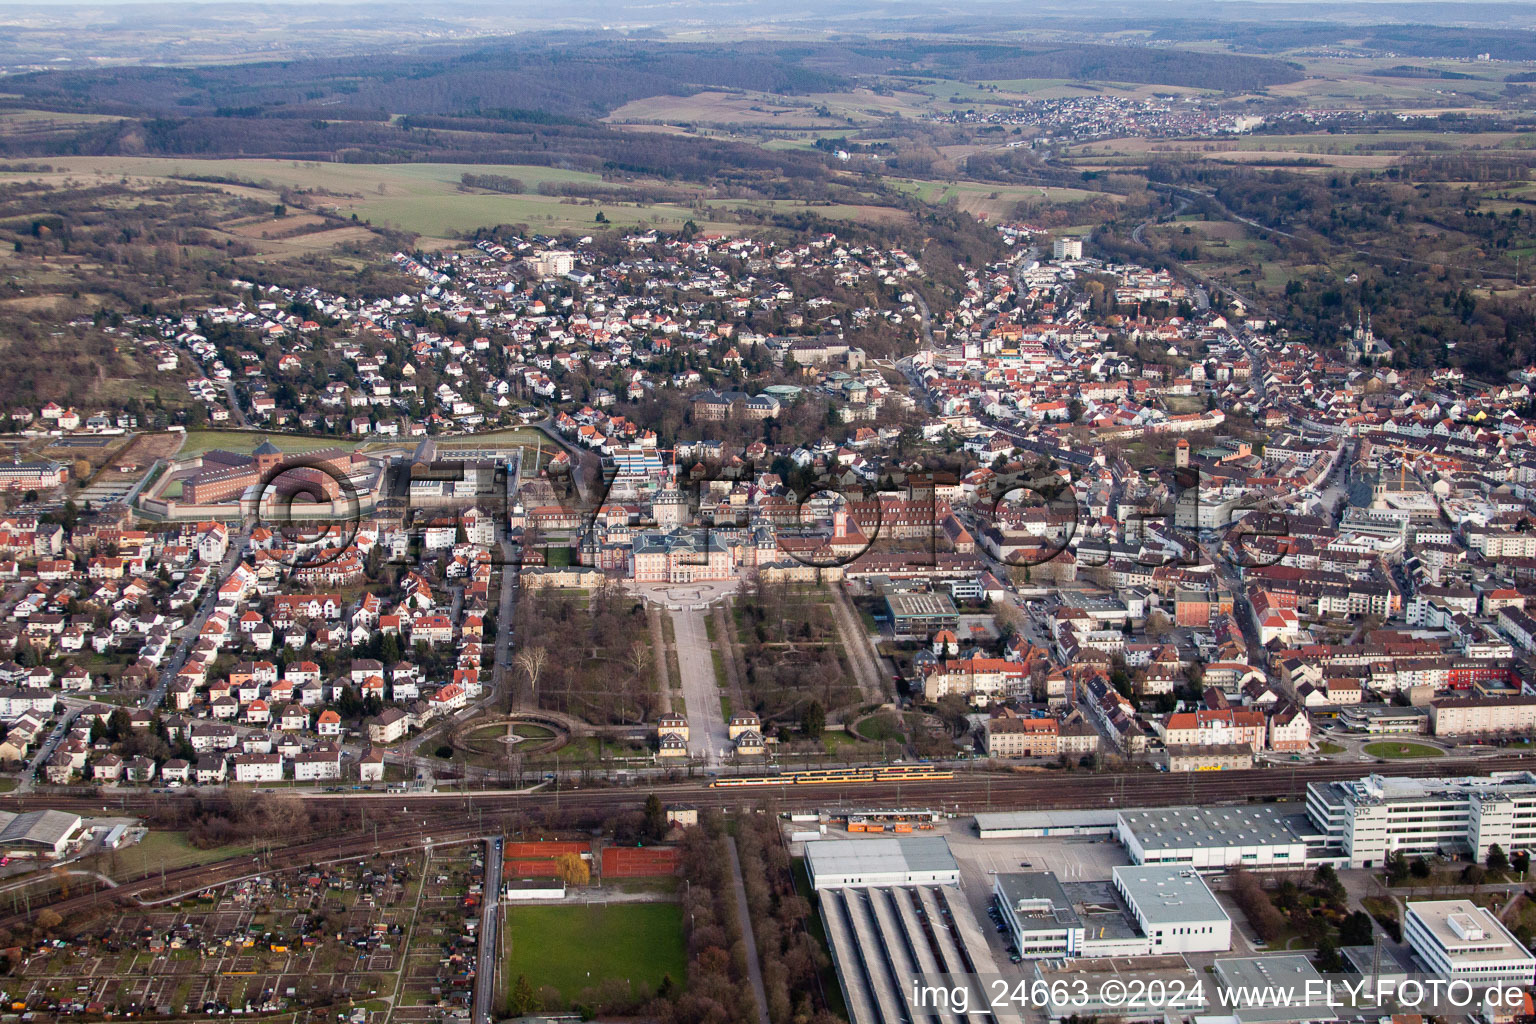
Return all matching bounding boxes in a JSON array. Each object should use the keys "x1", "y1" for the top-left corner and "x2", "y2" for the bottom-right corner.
[{"x1": 0, "y1": 0, "x2": 1526, "y2": 5}]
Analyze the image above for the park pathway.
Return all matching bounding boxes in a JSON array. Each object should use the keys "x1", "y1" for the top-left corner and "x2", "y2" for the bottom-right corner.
[
  {"x1": 648, "y1": 605, "x2": 675, "y2": 715},
  {"x1": 711, "y1": 602, "x2": 748, "y2": 719},
  {"x1": 727, "y1": 837, "x2": 772, "y2": 1024},
  {"x1": 670, "y1": 606, "x2": 729, "y2": 765}
]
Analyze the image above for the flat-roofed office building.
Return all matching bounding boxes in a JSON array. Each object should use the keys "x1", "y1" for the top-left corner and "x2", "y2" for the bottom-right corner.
[
  {"x1": 1306, "y1": 771, "x2": 1536, "y2": 868},
  {"x1": 1111, "y1": 865, "x2": 1231, "y2": 955},
  {"x1": 1404, "y1": 900, "x2": 1536, "y2": 986}
]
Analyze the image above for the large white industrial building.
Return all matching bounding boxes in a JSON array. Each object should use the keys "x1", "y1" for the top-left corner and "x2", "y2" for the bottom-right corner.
[
  {"x1": 804, "y1": 835, "x2": 960, "y2": 890},
  {"x1": 1116, "y1": 804, "x2": 1322, "y2": 869},
  {"x1": 1114, "y1": 771, "x2": 1536, "y2": 871},
  {"x1": 803, "y1": 835, "x2": 1000, "y2": 1024},
  {"x1": 1306, "y1": 771, "x2": 1536, "y2": 868},
  {"x1": 1404, "y1": 900, "x2": 1536, "y2": 986},
  {"x1": 0, "y1": 809, "x2": 84, "y2": 859},
  {"x1": 994, "y1": 871, "x2": 1094, "y2": 960},
  {"x1": 993, "y1": 866, "x2": 1230, "y2": 960},
  {"x1": 1112, "y1": 866, "x2": 1232, "y2": 955}
]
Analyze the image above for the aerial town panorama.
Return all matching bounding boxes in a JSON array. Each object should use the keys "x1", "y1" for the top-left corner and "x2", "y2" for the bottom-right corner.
[{"x1": 6, "y1": 0, "x2": 1536, "y2": 1021}]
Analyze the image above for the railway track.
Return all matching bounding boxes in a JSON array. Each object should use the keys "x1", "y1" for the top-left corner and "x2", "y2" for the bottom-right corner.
[
  {"x1": 15, "y1": 752, "x2": 1532, "y2": 818},
  {"x1": 4, "y1": 753, "x2": 1526, "y2": 927},
  {"x1": 0, "y1": 819, "x2": 484, "y2": 931}
]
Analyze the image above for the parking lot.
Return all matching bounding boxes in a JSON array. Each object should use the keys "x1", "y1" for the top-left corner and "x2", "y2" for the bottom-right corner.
[
  {"x1": 946, "y1": 823, "x2": 1131, "y2": 886},
  {"x1": 929, "y1": 823, "x2": 1134, "y2": 978}
]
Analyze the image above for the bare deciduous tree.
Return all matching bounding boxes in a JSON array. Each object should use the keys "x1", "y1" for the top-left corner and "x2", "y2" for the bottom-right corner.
[
  {"x1": 627, "y1": 639, "x2": 653, "y2": 687},
  {"x1": 514, "y1": 645, "x2": 548, "y2": 708}
]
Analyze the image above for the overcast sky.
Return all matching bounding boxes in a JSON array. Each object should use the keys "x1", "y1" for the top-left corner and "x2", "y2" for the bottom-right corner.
[{"x1": 0, "y1": 0, "x2": 1458, "y2": 4}]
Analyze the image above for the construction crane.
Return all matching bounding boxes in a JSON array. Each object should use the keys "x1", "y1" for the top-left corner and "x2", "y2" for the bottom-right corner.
[{"x1": 1361, "y1": 437, "x2": 1423, "y2": 493}]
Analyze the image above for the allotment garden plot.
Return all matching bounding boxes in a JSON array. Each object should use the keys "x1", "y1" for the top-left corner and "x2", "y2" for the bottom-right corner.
[{"x1": 14, "y1": 842, "x2": 488, "y2": 1024}]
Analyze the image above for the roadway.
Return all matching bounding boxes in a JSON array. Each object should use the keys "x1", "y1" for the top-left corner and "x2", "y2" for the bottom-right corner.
[
  {"x1": 910, "y1": 288, "x2": 935, "y2": 352},
  {"x1": 726, "y1": 837, "x2": 772, "y2": 1024},
  {"x1": 474, "y1": 835, "x2": 503, "y2": 1024},
  {"x1": 490, "y1": 470, "x2": 523, "y2": 711},
  {"x1": 18, "y1": 704, "x2": 83, "y2": 793},
  {"x1": 147, "y1": 523, "x2": 254, "y2": 711},
  {"x1": 222, "y1": 381, "x2": 249, "y2": 429}
]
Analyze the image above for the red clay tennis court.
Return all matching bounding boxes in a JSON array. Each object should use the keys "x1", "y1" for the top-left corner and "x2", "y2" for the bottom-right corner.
[{"x1": 600, "y1": 845, "x2": 681, "y2": 877}]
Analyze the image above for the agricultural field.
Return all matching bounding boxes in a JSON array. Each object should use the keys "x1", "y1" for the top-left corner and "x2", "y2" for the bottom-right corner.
[
  {"x1": 1059, "y1": 130, "x2": 1536, "y2": 173},
  {"x1": 889, "y1": 177, "x2": 1120, "y2": 219},
  {"x1": 702, "y1": 197, "x2": 914, "y2": 227},
  {"x1": 1260, "y1": 56, "x2": 1530, "y2": 109},
  {"x1": 0, "y1": 109, "x2": 127, "y2": 131},
  {"x1": 606, "y1": 86, "x2": 930, "y2": 128},
  {"x1": 608, "y1": 90, "x2": 842, "y2": 127},
  {"x1": 503, "y1": 902, "x2": 686, "y2": 1006},
  {"x1": 0, "y1": 158, "x2": 736, "y2": 240},
  {"x1": 0, "y1": 109, "x2": 128, "y2": 148}
]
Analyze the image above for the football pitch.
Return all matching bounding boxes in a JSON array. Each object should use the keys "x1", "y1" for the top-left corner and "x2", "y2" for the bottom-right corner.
[{"x1": 504, "y1": 901, "x2": 687, "y2": 1003}]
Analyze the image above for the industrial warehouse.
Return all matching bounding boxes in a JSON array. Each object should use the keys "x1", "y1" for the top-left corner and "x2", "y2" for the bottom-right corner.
[
  {"x1": 0, "y1": 810, "x2": 84, "y2": 860},
  {"x1": 1107, "y1": 771, "x2": 1536, "y2": 870},
  {"x1": 803, "y1": 836, "x2": 1003, "y2": 1024},
  {"x1": 804, "y1": 835, "x2": 962, "y2": 889},
  {"x1": 991, "y1": 866, "x2": 1231, "y2": 961}
]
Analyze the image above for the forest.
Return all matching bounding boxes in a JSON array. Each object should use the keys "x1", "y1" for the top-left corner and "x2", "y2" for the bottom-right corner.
[
  {"x1": 0, "y1": 37, "x2": 1300, "y2": 123},
  {"x1": 0, "y1": 35, "x2": 1304, "y2": 174},
  {"x1": 1131, "y1": 158, "x2": 1536, "y2": 376},
  {"x1": 0, "y1": 39, "x2": 851, "y2": 121},
  {"x1": 854, "y1": 39, "x2": 1300, "y2": 91},
  {"x1": 1126, "y1": 13, "x2": 1536, "y2": 61}
]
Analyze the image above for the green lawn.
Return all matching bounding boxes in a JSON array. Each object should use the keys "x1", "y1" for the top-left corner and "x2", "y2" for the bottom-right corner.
[
  {"x1": 112, "y1": 831, "x2": 255, "y2": 879},
  {"x1": 1363, "y1": 741, "x2": 1444, "y2": 759},
  {"x1": 505, "y1": 902, "x2": 686, "y2": 1004},
  {"x1": 816, "y1": 729, "x2": 885, "y2": 761},
  {"x1": 176, "y1": 429, "x2": 358, "y2": 460},
  {"x1": 443, "y1": 426, "x2": 544, "y2": 441},
  {"x1": 856, "y1": 713, "x2": 906, "y2": 743},
  {"x1": 526, "y1": 735, "x2": 649, "y2": 765},
  {"x1": 1316, "y1": 741, "x2": 1345, "y2": 755}
]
